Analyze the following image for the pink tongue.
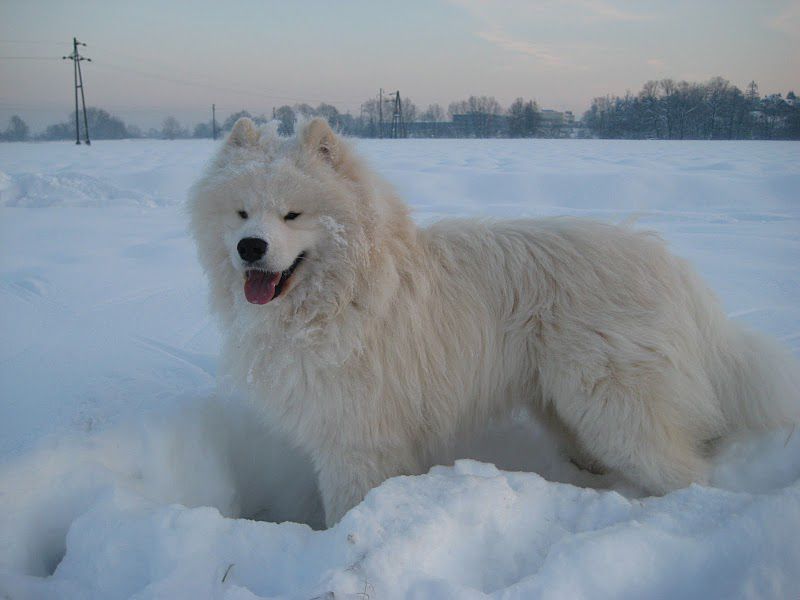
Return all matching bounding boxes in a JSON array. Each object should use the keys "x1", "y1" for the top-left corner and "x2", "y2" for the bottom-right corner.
[{"x1": 244, "y1": 271, "x2": 281, "y2": 304}]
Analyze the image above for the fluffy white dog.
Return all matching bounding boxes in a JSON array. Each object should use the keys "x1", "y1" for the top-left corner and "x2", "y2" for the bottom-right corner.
[{"x1": 189, "y1": 117, "x2": 799, "y2": 526}]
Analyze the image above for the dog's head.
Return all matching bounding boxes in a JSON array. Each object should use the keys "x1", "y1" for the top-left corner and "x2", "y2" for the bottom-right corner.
[{"x1": 189, "y1": 117, "x2": 411, "y2": 333}]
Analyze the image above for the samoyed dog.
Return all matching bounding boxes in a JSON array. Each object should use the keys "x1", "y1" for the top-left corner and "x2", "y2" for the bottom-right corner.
[{"x1": 189, "y1": 117, "x2": 799, "y2": 526}]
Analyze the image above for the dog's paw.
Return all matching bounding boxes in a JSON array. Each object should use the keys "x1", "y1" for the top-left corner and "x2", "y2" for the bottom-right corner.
[{"x1": 569, "y1": 455, "x2": 607, "y2": 475}]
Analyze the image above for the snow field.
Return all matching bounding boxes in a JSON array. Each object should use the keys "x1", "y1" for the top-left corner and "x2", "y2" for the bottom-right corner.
[{"x1": 1, "y1": 138, "x2": 799, "y2": 598}]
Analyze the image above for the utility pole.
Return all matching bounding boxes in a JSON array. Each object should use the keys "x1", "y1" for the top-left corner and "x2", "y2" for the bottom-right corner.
[
  {"x1": 212, "y1": 104, "x2": 217, "y2": 140},
  {"x1": 62, "y1": 37, "x2": 91, "y2": 145},
  {"x1": 378, "y1": 88, "x2": 383, "y2": 139},
  {"x1": 389, "y1": 91, "x2": 406, "y2": 139}
]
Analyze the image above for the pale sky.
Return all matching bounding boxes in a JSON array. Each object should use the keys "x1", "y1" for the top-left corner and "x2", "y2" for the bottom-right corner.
[{"x1": 1, "y1": 0, "x2": 798, "y2": 131}]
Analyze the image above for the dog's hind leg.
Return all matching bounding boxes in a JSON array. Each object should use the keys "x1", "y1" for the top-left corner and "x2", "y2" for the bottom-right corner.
[
  {"x1": 315, "y1": 445, "x2": 423, "y2": 527},
  {"x1": 548, "y1": 375, "x2": 712, "y2": 495},
  {"x1": 538, "y1": 403, "x2": 607, "y2": 475}
]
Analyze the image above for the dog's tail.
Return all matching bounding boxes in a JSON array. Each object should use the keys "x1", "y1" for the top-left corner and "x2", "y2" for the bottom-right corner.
[{"x1": 718, "y1": 327, "x2": 800, "y2": 432}]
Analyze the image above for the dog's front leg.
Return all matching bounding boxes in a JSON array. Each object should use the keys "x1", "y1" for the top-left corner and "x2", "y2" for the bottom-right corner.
[{"x1": 315, "y1": 447, "x2": 418, "y2": 527}]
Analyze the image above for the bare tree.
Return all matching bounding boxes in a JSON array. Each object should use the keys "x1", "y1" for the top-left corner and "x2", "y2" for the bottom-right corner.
[
  {"x1": 161, "y1": 116, "x2": 187, "y2": 140},
  {"x1": 447, "y1": 100, "x2": 469, "y2": 120},
  {"x1": 705, "y1": 76, "x2": 730, "y2": 139},
  {"x1": 222, "y1": 110, "x2": 253, "y2": 131},
  {"x1": 420, "y1": 103, "x2": 445, "y2": 122},
  {"x1": 508, "y1": 98, "x2": 540, "y2": 137},
  {"x1": 584, "y1": 77, "x2": 798, "y2": 140},
  {"x1": 2, "y1": 115, "x2": 29, "y2": 141},
  {"x1": 401, "y1": 97, "x2": 417, "y2": 123},
  {"x1": 275, "y1": 105, "x2": 296, "y2": 135}
]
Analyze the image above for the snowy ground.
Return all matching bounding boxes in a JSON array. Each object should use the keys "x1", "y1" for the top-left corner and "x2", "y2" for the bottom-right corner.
[{"x1": 1, "y1": 138, "x2": 799, "y2": 599}]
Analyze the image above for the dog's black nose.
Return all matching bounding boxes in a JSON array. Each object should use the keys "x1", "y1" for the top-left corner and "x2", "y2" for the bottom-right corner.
[{"x1": 237, "y1": 237, "x2": 268, "y2": 263}]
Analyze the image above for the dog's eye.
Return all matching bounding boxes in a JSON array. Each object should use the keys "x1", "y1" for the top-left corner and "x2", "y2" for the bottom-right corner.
[
  {"x1": 238, "y1": 210, "x2": 248, "y2": 219},
  {"x1": 284, "y1": 211, "x2": 301, "y2": 221}
]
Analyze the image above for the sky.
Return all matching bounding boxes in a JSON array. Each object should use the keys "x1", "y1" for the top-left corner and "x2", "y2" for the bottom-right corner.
[{"x1": 1, "y1": 0, "x2": 798, "y2": 132}]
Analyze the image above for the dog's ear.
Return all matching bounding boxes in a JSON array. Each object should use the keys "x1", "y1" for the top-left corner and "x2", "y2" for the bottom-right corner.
[
  {"x1": 227, "y1": 117, "x2": 261, "y2": 147},
  {"x1": 302, "y1": 118, "x2": 342, "y2": 167}
]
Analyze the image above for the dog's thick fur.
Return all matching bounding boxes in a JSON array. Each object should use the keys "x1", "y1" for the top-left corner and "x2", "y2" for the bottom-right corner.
[{"x1": 189, "y1": 117, "x2": 800, "y2": 526}]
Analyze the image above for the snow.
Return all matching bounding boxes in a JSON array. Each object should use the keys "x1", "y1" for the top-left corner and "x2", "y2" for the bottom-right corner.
[{"x1": 1, "y1": 138, "x2": 799, "y2": 599}]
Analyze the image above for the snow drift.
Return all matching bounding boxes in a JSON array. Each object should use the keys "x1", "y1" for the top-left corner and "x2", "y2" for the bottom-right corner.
[{"x1": 1, "y1": 138, "x2": 799, "y2": 599}]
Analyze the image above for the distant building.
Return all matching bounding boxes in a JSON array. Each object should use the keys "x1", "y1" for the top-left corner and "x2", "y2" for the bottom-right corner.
[
  {"x1": 539, "y1": 109, "x2": 581, "y2": 137},
  {"x1": 540, "y1": 109, "x2": 565, "y2": 126},
  {"x1": 402, "y1": 108, "x2": 581, "y2": 139},
  {"x1": 451, "y1": 113, "x2": 510, "y2": 137},
  {"x1": 405, "y1": 121, "x2": 457, "y2": 138}
]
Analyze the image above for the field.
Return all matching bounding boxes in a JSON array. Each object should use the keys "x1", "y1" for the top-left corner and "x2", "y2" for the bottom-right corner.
[{"x1": 1, "y1": 138, "x2": 799, "y2": 598}]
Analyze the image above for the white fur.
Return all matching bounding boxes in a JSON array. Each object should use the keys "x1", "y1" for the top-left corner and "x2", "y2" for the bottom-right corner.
[{"x1": 189, "y1": 118, "x2": 800, "y2": 526}]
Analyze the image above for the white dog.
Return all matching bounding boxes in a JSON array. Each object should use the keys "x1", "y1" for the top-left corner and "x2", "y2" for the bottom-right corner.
[{"x1": 189, "y1": 117, "x2": 799, "y2": 526}]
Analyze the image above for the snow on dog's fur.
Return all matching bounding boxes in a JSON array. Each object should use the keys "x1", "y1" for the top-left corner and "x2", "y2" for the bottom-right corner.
[{"x1": 189, "y1": 117, "x2": 800, "y2": 526}]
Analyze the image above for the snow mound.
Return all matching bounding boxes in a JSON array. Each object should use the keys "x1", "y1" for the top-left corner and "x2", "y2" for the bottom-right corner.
[
  {"x1": 0, "y1": 398, "x2": 323, "y2": 575},
  {"x1": 1, "y1": 414, "x2": 798, "y2": 599},
  {"x1": 0, "y1": 171, "x2": 158, "y2": 207}
]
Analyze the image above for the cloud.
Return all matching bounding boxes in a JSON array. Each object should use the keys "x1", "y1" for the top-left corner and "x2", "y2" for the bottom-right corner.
[
  {"x1": 647, "y1": 58, "x2": 665, "y2": 67},
  {"x1": 577, "y1": 0, "x2": 654, "y2": 22},
  {"x1": 476, "y1": 29, "x2": 566, "y2": 66},
  {"x1": 448, "y1": 0, "x2": 654, "y2": 24},
  {"x1": 448, "y1": 0, "x2": 653, "y2": 68},
  {"x1": 768, "y1": 4, "x2": 800, "y2": 36}
]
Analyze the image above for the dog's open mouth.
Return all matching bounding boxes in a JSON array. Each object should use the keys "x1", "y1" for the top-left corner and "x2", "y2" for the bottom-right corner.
[{"x1": 243, "y1": 252, "x2": 306, "y2": 305}]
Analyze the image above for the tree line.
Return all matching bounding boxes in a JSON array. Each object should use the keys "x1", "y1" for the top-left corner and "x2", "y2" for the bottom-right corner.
[
  {"x1": 2, "y1": 77, "x2": 798, "y2": 141},
  {"x1": 0, "y1": 97, "x2": 547, "y2": 141},
  {"x1": 583, "y1": 78, "x2": 800, "y2": 140}
]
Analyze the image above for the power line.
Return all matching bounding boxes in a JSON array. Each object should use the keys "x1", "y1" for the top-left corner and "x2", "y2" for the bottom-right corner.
[
  {"x1": 2, "y1": 40, "x2": 366, "y2": 114},
  {"x1": 0, "y1": 39, "x2": 69, "y2": 45},
  {"x1": 95, "y1": 46, "x2": 367, "y2": 106},
  {"x1": 90, "y1": 59, "x2": 362, "y2": 106},
  {"x1": 0, "y1": 101, "x2": 197, "y2": 113},
  {"x1": 0, "y1": 56, "x2": 61, "y2": 60},
  {"x1": 103, "y1": 48, "x2": 312, "y2": 100},
  {"x1": 2, "y1": 40, "x2": 374, "y2": 122}
]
